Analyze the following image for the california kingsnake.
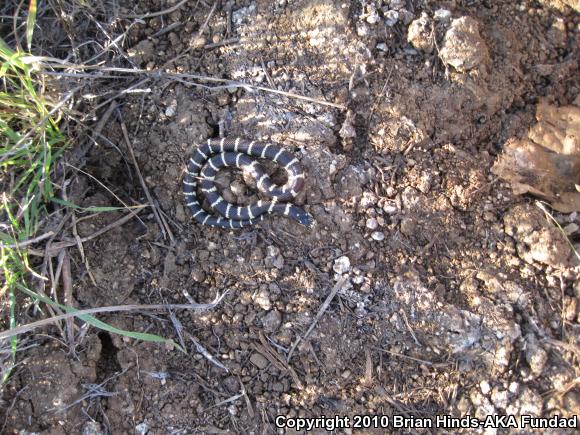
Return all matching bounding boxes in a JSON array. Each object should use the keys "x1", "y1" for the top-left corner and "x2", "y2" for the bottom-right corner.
[{"x1": 183, "y1": 137, "x2": 313, "y2": 229}]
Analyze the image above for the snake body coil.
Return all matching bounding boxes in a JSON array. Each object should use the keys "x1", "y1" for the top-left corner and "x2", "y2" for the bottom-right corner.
[{"x1": 183, "y1": 137, "x2": 313, "y2": 229}]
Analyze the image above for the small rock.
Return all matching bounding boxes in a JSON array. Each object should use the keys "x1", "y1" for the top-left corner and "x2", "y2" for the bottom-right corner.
[
  {"x1": 383, "y1": 203, "x2": 398, "y2": 214},
  {"x1": 439, "y1": 17, "x2": 490, "y2": 73},
  {"x1": 508, "y1": 382, "x2": 519, "y2": 394},
  {"x1": 386, "y1": 186, "x2": 397, "y2": 197},
  {"x1": 360, "y1": 192, "x2": 378, "y2": 209},
  {"x1": 339, "y1": 118, "x2": 356, "y2": 139},
  {"x1": 165, "y1": 102, "x2": 177, "y2": 117},
  {"x1": 491, "y1": 387, "x2": 509, "y2": 410},
  {"x1": 517, "y1": 387, "x2": 543, "y2": 416},
  {"x1": 417, "y1": 173, "x2": 432, "y2": 193},
  {"x1": 366, "y1": 12, "x2": 381, "y2": 24},
  {"x1": 384, "y1": 10, "x2": 399, "y2": 26},
  {"x1": 366, "y1": 218, "x2": 379, "y2": 230},
  {"x1": 407, "y1": 14, "x2": 433, "y2": 53},
  {"x1": 272, "y1": 255, "x2": 284, "y2": 269},
  {"x1": 376, "y1": 43, "x2": 388, "y2": 51},
  {"x1": 504, "y1": 204, "x2": 571, "y2": 267},
  {"x1": 433, "y1": 8, "x2": 452, "y2": 22},
  {"x1": 191, "y1": 268, "x2": 206, "y2": 283},
  {"x1": 262, "y1": 310, "x2": 282, "y2": 332},
  {"x1": 272, "y1": 382, "x2": 285, "y2": 392},
  {"x1": 564, "y1": 222, "x2": 578, "y2": 235},
  {"x1": 400, "y1": 218, "x2": 416, "y2": 236},
  {"x1": 352, "y1": 275, "x2": 365, "y2": 285},
  {"x1": 524, "y1": 333, "x2": 548, "y2": 377},
  {"x1": 333, "y1": 256, "x2": 351, "y2": 274},
  {"x1": 388, "y1": 0, "x2": 406, "y2": 10},
  {"x1": 265, "y1": 245, "x2": 284, "y2": 269},
  {"x1": 254, "y1": 289, "x2": 272, "y2": 311},
  {"x1": 399, "y1": 9, "x2": 414, "y2": 25},
  {"x1": 483, "y1": 211, "x2": 495, "y2": 222},
  {"x1": 175, "y1": 204, "x2": 187, "y2": 222},
  {"x1": 128, "y1": 39, "x2": 155, "y2": 65},
  {"x1": 267, "y1": 245, "x2": 280, "y2": 257},
  {"x1": 357, "y1": 22, "x2": 371, "y2": 37},
  {"x1": 371, "y1": 231, "x2": 385, "y2": 241},
  {"x1": 230, "y1": 180, "x2": 246, "y2": 196},
  {"x1": 217, "y1": 94, "x2": 230, "y2": 106},
  {"x1": 135, "y1": 423, "x2": 149, "y2": 435},
  {"x1": 401, "y1": 186, "x2": 421, "y2": 210},
  {"x1": 190, "y1": 36, "x2": 207, "y2": 50},
  {"x1": 480, "y1": 380, "x2": 491, "y2": 395},
  {"x1": 563, "y1": 390, "x2": 580, "y2": 416},
  {"x1": 82, "y1": 421, "x2": 104, "y2": 435},
  {"x1": 250, "y1": 352, "x2": 269, "y2": 369},
  {"x1": 163, "y1": 252, "x2": 177, "y2": 276}
]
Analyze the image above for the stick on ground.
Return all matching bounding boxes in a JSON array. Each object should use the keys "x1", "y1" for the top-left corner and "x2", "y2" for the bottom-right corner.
[{"x1": 287, "y1": 275, "x2": 349, "y2": 361}]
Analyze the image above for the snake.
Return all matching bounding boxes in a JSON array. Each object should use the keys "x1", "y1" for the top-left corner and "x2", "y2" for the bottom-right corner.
[{"x1": 183, "y1": 137, "x2": 314, "y2": 229}]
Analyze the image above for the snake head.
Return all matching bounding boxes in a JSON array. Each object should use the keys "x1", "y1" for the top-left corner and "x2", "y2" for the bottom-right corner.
[{"x1": 297, "y1": 212, "x2": 315, "y2": 229}]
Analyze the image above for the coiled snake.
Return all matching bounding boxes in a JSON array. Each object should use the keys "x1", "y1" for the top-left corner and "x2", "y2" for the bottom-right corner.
[{"x1": 183, "y1": 137, "x2": 313, "y2": 229}]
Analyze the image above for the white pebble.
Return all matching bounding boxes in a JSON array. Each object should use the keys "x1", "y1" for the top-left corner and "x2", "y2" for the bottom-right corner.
[
  {"x1": 508, "y1": 382, "x2": 519, "y2": 394},
  {"x1": 388, "y1": 0, "x2": 406, "y2": 10},
  {"x1": 366, "y1": 218, "x2": 379, "y2": 230},
  {"x1": 434, "y1": 8, "x2": 452, "y2": 22},
  {"x1": 267, "y1": 245, "x2": 280, "y2": 257},
  {"x1": 357, "y1": 23, "x2": 371, "y2": 37},
  {"x1": 384, "y1": 10, "x2": 399, "y2": 26},
  {"x1": 383, "y1": 204, "x2": 398, "y2": 214},
  {"x1": 371, "y1": 231, "x2": 385, "y2": 241},
  {"x1": 480, "y1": 380, "x2": 491, "y2": 395},
  {"x1": 255, "y1": 289, "x2": 272, "y2": 311},
  {"x1": 366, "y1": 12, "x2": 381, "y2": 24},
  {"x1": 333, "y1": 256, "x2": 351, "y2": 274},
  {"x1": 165, "y1": 105, "x2": 176, "y2": 117}
]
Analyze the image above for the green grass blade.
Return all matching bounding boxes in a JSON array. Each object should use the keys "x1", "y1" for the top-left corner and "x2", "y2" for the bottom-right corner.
[
  {"x1": 16, "y1": 283, "x2": 184, "y2": 352},
  {"x1": 26, "y1": 0, "x2": 38, "y2": 52},
  {"x1": 51, "y1": 197, "x2": 145, "y2": 212}
]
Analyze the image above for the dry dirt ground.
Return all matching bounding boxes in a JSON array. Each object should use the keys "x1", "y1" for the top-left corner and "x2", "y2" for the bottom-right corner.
[{"x1": 2, "y1": 0, "x2": 580, "y2": 433}]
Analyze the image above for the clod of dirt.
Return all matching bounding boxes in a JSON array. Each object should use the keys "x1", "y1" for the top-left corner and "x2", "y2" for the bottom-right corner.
[
  {"x1": 384, "y1": 10, "x2": 399, "y2": 27},
  {"x1": 254, "y1": 287, "x2": 273, "y2": 311},
  {"x1": 503, "y1": 204, "x2": 571, "y2": 267},
  {"x1": 391, "y1": 269, "x2": 521, "y2": 374},
  {"x1": 127, "y1": 39, "x2": 155, "y2": 66},
  {"x1": 439, "y1": 17, "x2": 490, "y2": 73},
  {"x1": 492, "y1": 100, "x2": 580, "y2": 212},
  {"x1": 249, "y1": 352, "x2": 269, "y2": 369},
  {"x1": 14, "y1": 343, "x2": 98, "y2": 428},
  {"x1": 506, "y1": 386, "x2": 543, "y2": 417},
  {"x1": 524, "y1": 333, "x2": 548, "y2": 377},
  {"x1": 262, "y1": 309, "x2": 282, "y2": 333},
  {"x1": 82, "y1": 421, "x2": 105, "y2": 435},
  {"x1": 407, "y1": 13, "x2": 434, "y2": 53},
  {"x1": 265, "y1": 246, "x2": 284, "y2": 270},
  {"x1": 538, "y1": 0, "x2": 580, "y2": 12}
]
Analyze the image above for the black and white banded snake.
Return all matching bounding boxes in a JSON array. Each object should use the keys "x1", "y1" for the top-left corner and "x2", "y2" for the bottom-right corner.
[{"x1": 183, "y1": 137, "x2": 313, "y2": 229}]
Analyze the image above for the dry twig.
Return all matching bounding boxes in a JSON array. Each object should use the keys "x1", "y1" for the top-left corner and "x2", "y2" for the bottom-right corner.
[
  {"x1": 0, "y1": 293, "x2": 229, "y2": 341},
  {"x1": 287, "y1": 275, "x2": 348, "y2": 361},
  {"x1": 118, "y1": 110, "x2": 174, "y2": 243}
]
